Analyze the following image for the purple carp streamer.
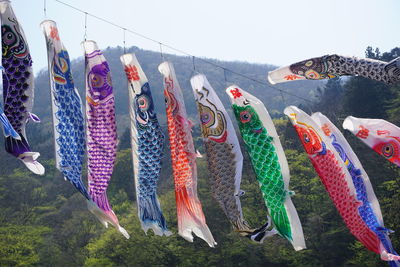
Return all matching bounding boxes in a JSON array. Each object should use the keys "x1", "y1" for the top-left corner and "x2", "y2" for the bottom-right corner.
[
  {"x1": 313, "y1": 113, "x2": 400, "y2": 263},
  {"x1": 343, "y1": 117, "x2": 400, "y2": 167},
  {"x1": 120, "y1": 53, "x2": 171, "y2": 236},
  {"x1": 191, "y1": 75, "x2": 252, "y2": 237},
  {"x1": 268, "y1": 55, "x2": 400, "y2": 85},
  {"x1": 41, "y1": 20, "x2": 92, "y2": 201},
  {"x1": 159, "y1": 62, "x2": 216, "y2": 247},
  {"x1": 0, "y1": 0, "x2": 44, "y2": 175},
  {"x1": 83, "y1": 40, "x2": 129, "y2": 239}
]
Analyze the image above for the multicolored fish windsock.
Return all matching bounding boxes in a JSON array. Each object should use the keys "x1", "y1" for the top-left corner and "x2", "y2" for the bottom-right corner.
[
  {"x1": 120, "y1": 53, "x2": 170, "y2": 236},
  {"x1": 41, "y1": 20, "x2": 91, "y2": 201},
  {"x1": 191, "y1": 75, "x2": 252, "y2": 236},
  {"x1": 343, "y1": 117, "x2": 400, "y2": 167},
  {"x1": 226, "y1": 87, "x2": 305, "y2": 250},
  {"x1": 285, "y1": 106, "x2": 391, "y2": 259},
  {"x1": 268, "y1": 55, "x2": 400, "y2": 85},
  {"x1": 0, "y1": 0, "x2": 44, "y2": 175},
  {"x1": 83, "y1": 40, "x2": 129, "y2": 239},
  {"x1": 313, "y1": 112, "x2": 400, "y2": 263},
  {"x1": 159, "y1": 61, "x2": 216, "y2": 247}
]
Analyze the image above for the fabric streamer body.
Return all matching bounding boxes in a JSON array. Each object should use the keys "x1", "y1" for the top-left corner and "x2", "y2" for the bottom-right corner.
[
  {"x1": 190, "y1": 74, "x2": 251, "y2": 235},
  {"x1": 343, "y1": 116, "x2": 400, "y2": 167},
  {"x1": 313, "y1": 113, "x2": 400, "y2": 264},
  {"x1": 120, "y1": 53, "x2": 170, "y2": 236},
  {"x1": 159, "y1": 61, "x2": 216, "y2": 247},
  {"x1": 83, "y1": 40, "x2": 128, "y2": 239},
  {"x1": 268, "y1": 54, "x2": 400, "y2": 85},
  {"x1": 285, "y1": 106, "x2": 384, "y2": 256},
  {"x1": 41, "y1": 20, "x2": 91, "y2": 200},
  {"x1": 0, "y1": 0, "x2": 44, "y2": 174},
  {"x1": 226, "y1": 86, "x2": 305, "y2": 250}
]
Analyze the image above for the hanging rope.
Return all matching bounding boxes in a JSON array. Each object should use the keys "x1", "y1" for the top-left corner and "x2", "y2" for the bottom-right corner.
[
  {"x1": 122, "y1": 28, "x2": 126, "y2": 54},
  {"x1": 159, "y1": 42, "x2": 164, "y2": 61},
  {"x1": 192, "y1": 56, "x2": 196, "y2": 72},
  {"x1": 43, "y1": 0, "x2": 47, "y2": 18},
  {"x1": 53, "y1": 0, "x2": 313, "y2": 104},
  {"x1": 83, "y1": 12, "x2": 88, "y2": 41}
]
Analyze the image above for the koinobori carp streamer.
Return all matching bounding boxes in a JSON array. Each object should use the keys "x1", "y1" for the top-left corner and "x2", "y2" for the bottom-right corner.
[
  {"x1": 268, "y1": 54, "x2": 400, "y2": 85},
  {"x1": 159, "y1": 61, "x2": 216, "y2": 247},
  {"x1": 343, "y1": 116, "x2": 400, "y2": 167},
  {"x1": 41, "y1": 20, "x2": 92, "y2": 201},
  {"x1": 313, "y1": 112, "x2": 400, "y2": 263},
  {"x1": 83, "y1": 40, "x2": 129, "y2": 239},
  {"x1": 191, "y1": 74, "x2": 252, "y2": 237},
  {"x1": 226, "y1": 86, "x2": 305, "y2": 250},
  {"x1": 121, "y1": 53, "x2": 170, "y2": 236},
  {"x1": 0, "y1": 0, "x2": 44, "y2": 175},
  {"x1": 285, "y1": 106, "x2": 386, "y2": 257}
]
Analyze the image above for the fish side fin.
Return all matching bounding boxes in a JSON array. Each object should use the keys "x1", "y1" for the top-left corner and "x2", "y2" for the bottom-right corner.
[
  {"x1": 87, "y1": 194, "x2": 130, "y2": 239},
  {"x1": 28, "y1": 112, "x2": 41, "y2": 123},
  {"x1": 235, "y1": 190, "x2": 245, "y2": 197},
  {"x1": 175, "y1": 186, "x2": 216, "y2": 247},
  {"x1": 138, "y1": 192, "x2": 172, "y2": 236}
]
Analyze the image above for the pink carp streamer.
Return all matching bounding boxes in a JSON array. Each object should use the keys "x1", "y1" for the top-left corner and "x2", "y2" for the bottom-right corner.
[
  {"x1": 83, "y1": 40, "x2": 129, "y2": 239},
  {"x1": 159, "y1": 61, "x2": 216, "y2": 247},
  {"x1": 343, "y1": 116, "x2": 400, "y2": 167},
  {"x1": 285, "y1": 106, "x2": 385, "y2": 257}
]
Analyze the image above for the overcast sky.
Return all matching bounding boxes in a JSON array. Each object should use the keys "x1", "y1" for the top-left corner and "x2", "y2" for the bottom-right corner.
[{"x1": 11, "y1": 0, "x2": 400, "y2": 74}]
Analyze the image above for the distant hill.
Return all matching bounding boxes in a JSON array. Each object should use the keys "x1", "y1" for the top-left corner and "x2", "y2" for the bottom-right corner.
[
  {"x1": 33, "y1": 45, "x2": 323, "y2": 132},
  {"x1": 0, "y1": 46, "x2": 323, "y2": 172}
]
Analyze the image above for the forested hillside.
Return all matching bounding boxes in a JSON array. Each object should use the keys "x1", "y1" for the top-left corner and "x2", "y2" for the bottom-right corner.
[{"x1": 0, "y1": 46, "x2": 399, "y2": 266}]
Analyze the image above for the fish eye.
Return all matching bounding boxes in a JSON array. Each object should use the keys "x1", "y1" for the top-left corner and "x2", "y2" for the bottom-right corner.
[
  {"x1": 137, "y1": 95, "x2": 149, "y2": 111},
  {"x1": 382, "y1": 144, "x2": 394, "y2": 158},
  {"x1": 303, "y1": 133, "x2": 310, "y2": 143},
  {"x1": 90, "y1": 74, "x2": 104, "y2": 88},
  {"x1": 3, "y1": 31, "x2": 16, "y2": 45},
  {"x1": 239, "y1": 111, "x2": 251, "y2": 123},
  {"x1": 200, "y1": 112, "x2": 211, "y2": 125}
]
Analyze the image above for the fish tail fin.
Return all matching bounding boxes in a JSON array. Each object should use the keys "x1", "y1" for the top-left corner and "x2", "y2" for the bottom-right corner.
[
  {"x1": 137, "y1": 191, "x2": 172, "y2": 236},
  {"x1": 379, "y1": 232, "x2": 400, "y2": 265},
  {"x1": 232, "y1": 218, "x2": 253, "y2": 234},
  {"x1": 245, "y1": 219, "x2": 278, "y2": 243},
  {"x1": 175, "y1": 187, "x2": 216, "y2": 247},
  {"x1": 282, "y1": 196, "x2": 306, "y2": 251},
  {"x1": 87, "y1": 194, "x2": 130, "y2": 239},
  {"x1": 5, "y1": 135, "x2": 45, "y2": 175}
]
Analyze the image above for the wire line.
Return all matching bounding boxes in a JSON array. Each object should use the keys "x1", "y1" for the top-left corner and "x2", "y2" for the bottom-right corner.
[{"x1": 52, "y1": 0, "x2": 313, "y2": 103}]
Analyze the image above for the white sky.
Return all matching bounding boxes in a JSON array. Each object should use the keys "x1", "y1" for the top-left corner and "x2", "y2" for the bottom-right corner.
[{"x1": 11, "y1": 0, "x2": 400, "y2": 73}]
